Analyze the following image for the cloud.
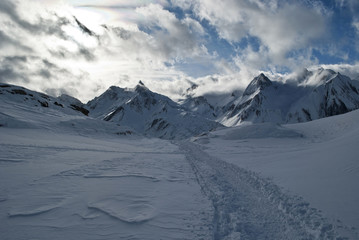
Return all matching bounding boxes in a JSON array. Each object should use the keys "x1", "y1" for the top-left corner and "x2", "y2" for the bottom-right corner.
[
  {"x1": 0, "y1": 0, "x2": 71, "y2": 39},
  {"x1": 0, "y1": 0, "x2": 358, "y2": 103},
  {"x1": 0, "y1": 55, "x2": 90, "y2": 96},
  {"x1": 189, "y1": 0, "x2": 327, "y2": 66},
  {"x1": 0, "y1": 30, "x2": 31, "y2": 51},
  {"x1": 317, "y1": 63, "x2": 359, "y2": 80},
  {"x1": 0, "y1": 1, "x2": 212, "y2": 101},
  {"x1": 135, "y1": 4, "x2": 207, "y2": 61}
]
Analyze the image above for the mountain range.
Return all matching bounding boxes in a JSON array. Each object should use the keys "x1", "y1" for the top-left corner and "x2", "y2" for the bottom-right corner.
[{"x1": 1, "y1": 68, "x2": 359, "y2": 139}]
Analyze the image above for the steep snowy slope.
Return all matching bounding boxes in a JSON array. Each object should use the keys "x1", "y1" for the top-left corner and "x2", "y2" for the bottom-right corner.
[
  {"x1": 178, "y1": 96, "x2": 217, "y2": 120},
  {"x1": 287, "y1": 72, "x2": 359, "y2": 122},
  {"x1": 87, "y1": 82, "x2": 221, "y2": 139},
  {"x1": 217, "y1": 69, "x2": 359, "y2": 126},
  {"x1": 179, "y1": 90, "x2": 243, "y2": 121},
  {"x1": 219, "y1": 74, "x2": 306, "y2": 125}
]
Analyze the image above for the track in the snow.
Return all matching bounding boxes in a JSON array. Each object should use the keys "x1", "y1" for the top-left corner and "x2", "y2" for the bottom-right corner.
[{"x1": 179, "y1": 141, "x2": 357, "y2": 240}]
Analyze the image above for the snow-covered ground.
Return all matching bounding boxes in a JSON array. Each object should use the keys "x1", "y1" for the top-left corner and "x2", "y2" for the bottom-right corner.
[
  {"x1": 1, "y1": 86, "x2": 359, "y2": 239},
  {"x1": 0, "y1": 128, "x2": 213, "y2": 240},
  {"x1": 194, "y1": 109, "x2": 359, "y2": 237},
  {"x1": 0, "y1": 98, "x2": 213, "y2": 239}
]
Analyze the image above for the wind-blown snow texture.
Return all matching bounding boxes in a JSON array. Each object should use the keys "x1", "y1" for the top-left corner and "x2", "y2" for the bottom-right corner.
[{"x1": 1, "y1": 67, "x2": 359, "y2": 239}]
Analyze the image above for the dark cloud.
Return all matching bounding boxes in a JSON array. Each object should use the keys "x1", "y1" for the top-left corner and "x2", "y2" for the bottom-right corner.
[
  {"x1": 0, "y1": 0, "x2": 70, "y2": 39},
  {"x1": 75, "y1": 4, "x2": 137, "y2": 9},
  {"x1": 112, "y1": 27, "x2": 132, "y2": 40},
  {"x1": 39, "y1": 59, "x2": 73, "y2": 78},
  {"x1": 0, "y1": 55, "x2": 78, "y2": 88},
  {"x1": 0, "y1": 0, "x2": 35, "y2": 31},
  {"x1": 38, "y1": 69, "x2": 51, "y2": 79},
  {"x1": 0, "y1": 56, "x2": 30, "y2": 83},
  {"x1": 49, "y1": 47, "x2": 96, "y2": 61},
  {"x1": 2, "y1": 55, "x2": 28, "y2": 64},
  {"x1": 0, "y1": 30, "x2": 32, "y2": 51},
  {"x1": 0, "y1": 67, "x2": 27, "y2": 83},
  {"x1": 78, "y1": 47, "x2": 96, "y2": 61},
  {"x1": 0, "y1": 30, "x2": 16, "y2": 47}
]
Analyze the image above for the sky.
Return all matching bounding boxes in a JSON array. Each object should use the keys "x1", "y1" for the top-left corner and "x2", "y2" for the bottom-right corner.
[{"x1": 0, "y1": 0, "x2": 358, "y2": 102}]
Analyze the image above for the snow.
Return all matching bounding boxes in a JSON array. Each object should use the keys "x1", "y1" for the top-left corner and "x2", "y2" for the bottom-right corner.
[
  {"x1": 211, "y1": 69, "x2": 359, "y2": 126},
  {"x1": 180, "y1": 141, "x2": 353, "y2": 239},
  {"x1": 0, "y1": 128, "x2": 213, "y2": 239},
  {"x1": 86, "y1": 83, "x2": 220, "y2": 139},
  {"x1": 0, "y1": 88, "x2": 213, "y2": 239},
  {"x1": 1, "y1": 79, "x2": 359, "y2": 239},
  {"x1": 194, "y1": 109, "x2": 359, "y2": 236}
]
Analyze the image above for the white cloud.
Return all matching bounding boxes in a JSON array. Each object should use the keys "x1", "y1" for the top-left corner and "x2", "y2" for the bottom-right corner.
[
  {"x1": 317, "y1": 63, "x2": 359, "y2": 80},
  {"x1": 0, "y1": 1, "x2": 212, "y2": 102},
  {"x1": 135, "y1": 4, "x2": 207, "y2": 61},
  {"x1": 187, "y1": 0, "x2": 326, "y2": 67},
  {"x1": 353, "y1": 21, "x2": 359, "y2": 36},
  {"x1": 0, "y1": 0, "x2": 358, "y2": 103}
]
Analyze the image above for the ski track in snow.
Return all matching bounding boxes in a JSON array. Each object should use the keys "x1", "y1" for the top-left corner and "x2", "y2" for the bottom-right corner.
[{"x1": 179, "y1": 141, "x2": 357, "y2": 240}]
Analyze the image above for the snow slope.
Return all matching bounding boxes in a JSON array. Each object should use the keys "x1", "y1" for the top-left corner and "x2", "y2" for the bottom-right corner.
[{"x1": 194, "y1": 109, "x2": 359, "y2": 235}]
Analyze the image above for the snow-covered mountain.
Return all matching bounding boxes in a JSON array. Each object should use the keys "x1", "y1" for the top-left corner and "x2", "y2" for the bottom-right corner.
[
  {"x1": 0, "y1": 83, "x2": 89, "y2": 117},
  {"x1": 2, "y1": 69, "x2": 359, "y2": 239},
  {"x1": 86, "y1": 81, "x2": 221, "y2": 139},
  {"x1": 287, "y1": 72, "x2": 359, "y2": 122},
  {"x1": 178, "y1": 96, "x2": 217, "y2": 120},
  {"x1": 2, "y1": 67, "x2": 359, "y2": 136},
  {"x1": 211, "y1": 69, "x2": 359, "y2": 126}
]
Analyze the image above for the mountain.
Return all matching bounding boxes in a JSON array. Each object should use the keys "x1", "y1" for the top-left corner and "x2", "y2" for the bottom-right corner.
[
  {"x1": 218, "y1": 74, "x2": 296, "y2": 125},
  {"x1": 0, "y1": 83, "x2": 89, "y2": 117},
  {"x1": 216, "y1": 70, "x2": 359, "y2": 126},
  {"x1": 287, "y1": 72, "x2": 359, "y2": 122},
  {"x1": 86, "y1": 82, "x2": 221, "y2": 139},
  {"x1": 2, "y1": 68, "x2": 359, "y2": 137},
  {"x1": 178, "y1": 96, "x2": 217, "y2": 120}
]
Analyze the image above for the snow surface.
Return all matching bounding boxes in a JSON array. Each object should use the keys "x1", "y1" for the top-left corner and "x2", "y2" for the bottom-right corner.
[
  {"x1": 1, "y1": 81, "x2": 359, "y2": 239},
  {"x1": 193, "y1": 110, "x2": 359, "y2": 236},
  {"x1": 0, "y1": 128, "x2": 213, "y2": 239},
  {"x1": 0, "y1": 89, "x2": 213, "y2": 239}
]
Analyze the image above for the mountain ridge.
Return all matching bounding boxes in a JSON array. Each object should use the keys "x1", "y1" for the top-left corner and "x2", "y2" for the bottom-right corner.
[{"x1": 1, "y1": 68, "x2": 359, "y2": 138}]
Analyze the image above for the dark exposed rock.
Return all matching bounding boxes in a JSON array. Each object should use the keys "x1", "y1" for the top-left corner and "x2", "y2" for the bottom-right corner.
[
  {"x1": 54, "y1": 102, "x2": 64, "y2": 108},
  {"x1": 70, "y1": 104, "x2": 89, "y2": 116},
  {"x1": 38, "y1": 100, "x2": 48, "y2": 107},
  {"x1": 12, "y1": 89, "x2": 27, "y2": 95}
]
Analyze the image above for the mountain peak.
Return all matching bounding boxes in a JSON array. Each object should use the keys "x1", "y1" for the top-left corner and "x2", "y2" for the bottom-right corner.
[
  {"x1": 256, "y1": 73, "x2": 271, "y2": 83},
  {"x1": 243, "y1": 73, "x2": 272, "y2": 96},
  {"x1": 134, "y1": 81, "x2": 150, "y2": 93}
]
